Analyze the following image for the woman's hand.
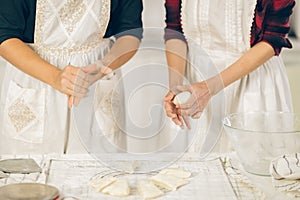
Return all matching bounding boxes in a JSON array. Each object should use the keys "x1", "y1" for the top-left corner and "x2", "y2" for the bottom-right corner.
[
  {"x1": 53, "y1": 64, "x2": 89, "y2": 96},
  {"x1": 164, "y1": 81, "x2": 212, "y2": 128},
  {"x1": 52, "y1": 64, "x2": 89, "y2": 108},
  {"x1": 164, "y1": 89, "x2": 191, "y2": 129},
  {"x1": 164, "y1": 91, "x2": 184, "y2": 129},
  {"x1": 81, "y1": 61, "x2": 112, "y2": 86},
  {"x1": 69, "y1": 61, "x2": 113, "y2": 107},
  {"x1": 175, "y1": 81, "x2": 212, "y2": 119}
]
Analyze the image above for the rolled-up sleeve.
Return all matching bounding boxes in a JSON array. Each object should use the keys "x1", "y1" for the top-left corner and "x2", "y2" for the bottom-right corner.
[
  {"x1": 0, "y1": 0, "x2": 36, "y2": 44},
  {"x1": 251, "y1": 0, "x2": 296, "y2": 55},
  {"x1": 164, "y1": 0, "x2": 186, "y2": 42},
  {"x1": 104, "y1": 0, "x2": 143, "y2": 40}
]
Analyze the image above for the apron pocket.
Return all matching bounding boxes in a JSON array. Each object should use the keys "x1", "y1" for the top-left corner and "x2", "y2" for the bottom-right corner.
[
  {"x1": 3, "y1": 80, "x2": 45, "y2": 143},
  {"x1": 94, "y1": 74, "x2": 122, "y2": 140}
]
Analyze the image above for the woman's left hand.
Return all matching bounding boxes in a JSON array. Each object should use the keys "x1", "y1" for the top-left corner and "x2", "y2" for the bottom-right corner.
[{"x1": 174, "y1": 81, "x2": 212, "y2": 119}]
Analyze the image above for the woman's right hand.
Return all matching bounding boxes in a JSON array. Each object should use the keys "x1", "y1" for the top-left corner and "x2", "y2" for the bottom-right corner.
[
  {"x1": 68, "y1": 61, "x2": 113, "y2": 107},
  {"x1": 52, "y1": 64, "x2": 89, "y2": 106}
]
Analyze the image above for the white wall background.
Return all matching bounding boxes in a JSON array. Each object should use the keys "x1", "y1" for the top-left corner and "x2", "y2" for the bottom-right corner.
[{"x1": 290, "y1": 2, "x2": 300, "y2": 38}]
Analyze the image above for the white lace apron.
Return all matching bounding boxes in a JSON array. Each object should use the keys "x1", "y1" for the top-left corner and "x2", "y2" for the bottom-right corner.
[
  {"x1": 0, "y1": 0, "x2": 124, "y2": 154},
  {"x1": 179, "y1": 0, "x2": 293, "y2": 153}
]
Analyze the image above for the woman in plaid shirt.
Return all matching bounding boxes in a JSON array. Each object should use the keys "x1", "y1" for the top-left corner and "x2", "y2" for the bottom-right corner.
[{"x1": 163, "y1": 0, "x2": 296, "y2": 152}]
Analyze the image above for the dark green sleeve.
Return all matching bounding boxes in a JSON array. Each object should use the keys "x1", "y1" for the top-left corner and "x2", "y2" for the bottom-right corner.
[
  {"x1": 0, "y1": 0, "x2": 36, "y2": 44},
  {"x1": 104, "y1": 0, "x2": 143, "y2": 40}
]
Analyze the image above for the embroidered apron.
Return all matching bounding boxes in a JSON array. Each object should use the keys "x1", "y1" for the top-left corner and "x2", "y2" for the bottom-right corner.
[
  {"x1": 0, "y1": 0, "x2": 125, "y2": 154},
  {"x1": 179, "y1": 0, "x2": 293, "y2": 153}
]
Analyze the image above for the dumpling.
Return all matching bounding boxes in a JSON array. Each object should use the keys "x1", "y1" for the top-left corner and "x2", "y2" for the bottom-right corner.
[
  {"x1": 138, "y1": 180, "x2": 164, "y2": 199},
  {"x1": 101, "y1": 179, "x2": 130, "y2": 197},
  {"x1": 150, "y1": 174, "x2": 188, "y2": 191},
  {"x1": 159, "y1": 168, "x2": 191, "y2": 179}
]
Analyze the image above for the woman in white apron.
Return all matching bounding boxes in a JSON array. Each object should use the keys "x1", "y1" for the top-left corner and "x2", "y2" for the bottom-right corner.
[
  {"x1": 0, "y1": 0, "x2": 143, "y2": 154},
  {"x1": 164, "y1": 0, "x2": 295, "y2": 153}
]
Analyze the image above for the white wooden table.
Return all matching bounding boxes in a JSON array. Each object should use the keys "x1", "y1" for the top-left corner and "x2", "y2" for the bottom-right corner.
[{"x1": 0, "y1": 153, "x2": 294, "y2": 200}]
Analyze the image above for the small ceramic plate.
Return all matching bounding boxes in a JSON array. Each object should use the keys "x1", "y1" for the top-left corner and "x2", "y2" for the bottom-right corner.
[{"x1": 0, "y1": 183, "x2": 60, "y2": 200}]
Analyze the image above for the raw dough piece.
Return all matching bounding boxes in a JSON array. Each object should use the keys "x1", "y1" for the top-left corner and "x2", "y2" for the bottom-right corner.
[
  {"x1": 138, "y1": 180, "x2": 164, "y2": 199},
  {"x1": 159, "y1": 168, "x2": 191, "y2": 179},
  {"x1": 150, "y1": 174, "x2": 188, "y2": 191},
  {"x1": 102, "y1": 179, "x2": 130, "y2": 197},
  {"x1": 89, "y1": 176, "x2": 117, "y2": 192},
  {"x1": 173, "y1": 92, "x2": 191, "y2": 104}
]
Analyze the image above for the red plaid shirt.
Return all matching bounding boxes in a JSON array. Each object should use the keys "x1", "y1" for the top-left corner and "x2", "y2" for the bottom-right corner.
[{"x1": 165, "y1": 0, "x2": 296, "y2": 55}]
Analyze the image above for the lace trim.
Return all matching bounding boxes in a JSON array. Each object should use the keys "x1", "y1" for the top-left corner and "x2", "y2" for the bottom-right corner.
[
  {"x1": 225, "y1": 0, "x2": 238, "y2": 53},
  {"x1": 246, "y1": 0, "x2": 258, "y2": 50},
  {"x1": 8, "y1": 98, "x2": 36, "y2": 132},
  {"x1": 58, "y1": 0, "x2": 87, "y2": 34},
  {"x1": 29, "y1": 40, "x2": 105, "y2": 57}
]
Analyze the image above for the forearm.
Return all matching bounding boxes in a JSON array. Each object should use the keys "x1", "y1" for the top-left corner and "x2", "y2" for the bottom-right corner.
[
  {"x1": 101, "y1": 35, "x2": 140, "y2": 70},
  {"x1": 0, "y1": 38, "x2": 60, "y2": 87},
  {"x1": 165, "y1": 39, "x2": 187, "y2": 89},
  {"x1": 209, "y1": 41, "x2": 275, "y2": 95}
]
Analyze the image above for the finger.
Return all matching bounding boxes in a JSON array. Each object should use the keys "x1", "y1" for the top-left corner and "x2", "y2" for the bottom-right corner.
[
  {"x1": 172, "y1": 115, "x2": 183, "y2": 128},
  {"x1": 69, "y1": 71, "x2": 89, "y2": 87},
  {"x1": 73, "y1": 86, "x2": 88, "y2": 97},
  {"x1": 177, "y1": 100, "x2": 201, "y2": 117},
  {"x1": 75, "y1": 79, "x2": 89, "y2": 89},
  {"x1": 65, "y1": 84, "x2": 86, "y2": 98},
  {"x1": 165, "y1": 108, "x2": 178, "y2": 118},
  {"x1": 164, "y1": 91, "x2": 175, "y2": 102},
  {"x1": 68, "y1": 96, "x2": 73, "y2": 108},
  {"x1": 177, "y1": 109, "x2": 191, "y2": 129},
  {"x1": 164, "y1": 103, "x2": 178, "y2": 118},
  {"x1": 76, "y1": 69, "x2": 88, "y2": 80},
  {"x1": 69, "y1": 66, "x2": 81, "y2": 76},
  {"x1": 65, "y1": 77, "x2": 89, "y2": 96},
  {"x1": 68, "y1": 80, "x2": 88, "y2": 95},
  {"x1": 81, "y1": 64, "x2": 97, "y2": 73},
  {"x1": 61, "y1": 69, "x2": 85, "y2": 86},
  {"x1": 176, "y1": 103, "x2": 193, "y2": 119},
  {"x1": 189, "y1": 101, "x2": 203, "y2": 116},
  {"x1": 192, "y1": 111, "x2": 202, "y2": 119},
  {"x1": 165, "y1": 108, "x2": 177, "y2": 118},
  {"x1": 177, "y1": 115, "x2": 184, "y2": 129},
  {"x1": 182, "y1": 115, "x2": 191, "y2": 129},
  {"x1": 74, "y1": 75, "x2": 89, "y2": 88},
  {"x1": 73, "y1": 97, "x2": 82, "y2": 106}
]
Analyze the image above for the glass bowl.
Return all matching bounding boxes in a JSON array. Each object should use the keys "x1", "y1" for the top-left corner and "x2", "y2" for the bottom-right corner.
[{"x1": 223, "y1": 112, "x2": 300, "y2": 176}]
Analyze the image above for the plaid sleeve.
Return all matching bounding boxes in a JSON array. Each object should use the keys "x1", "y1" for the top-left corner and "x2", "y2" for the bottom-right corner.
[
  {"x1": 251, "y1": 0, "x2": 296, "y2": 55},
  {"x1": 164, "y1": 0, "x2": 186, "y2": 42}
]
